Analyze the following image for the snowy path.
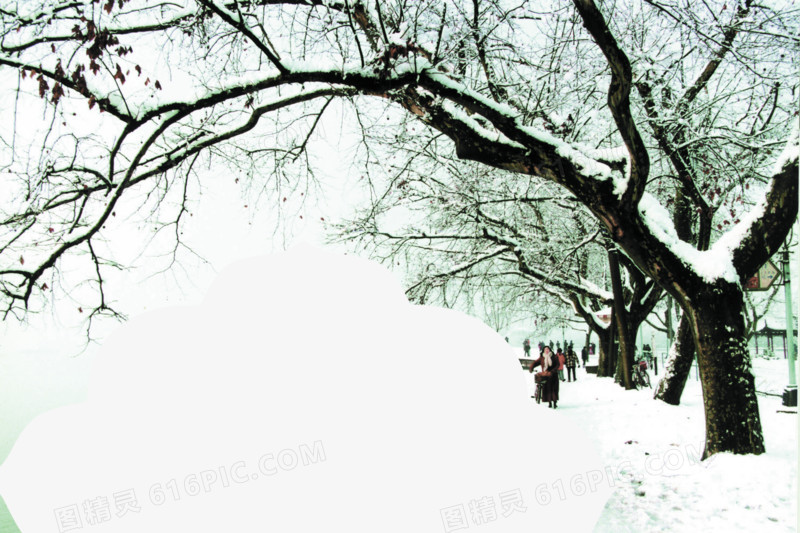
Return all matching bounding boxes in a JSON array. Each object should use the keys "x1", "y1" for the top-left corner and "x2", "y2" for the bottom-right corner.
[{"x1": 520, "y1": 359, "x2": 798, "y2": 532}]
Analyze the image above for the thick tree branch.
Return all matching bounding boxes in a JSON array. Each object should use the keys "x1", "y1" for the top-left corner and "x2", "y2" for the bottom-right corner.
[
  {"x1": 731, "y1": 130, "x2": 799, "y2": 278},
  {"x1": 573, "y1": 0, "x2": 649, "y2": 207}
]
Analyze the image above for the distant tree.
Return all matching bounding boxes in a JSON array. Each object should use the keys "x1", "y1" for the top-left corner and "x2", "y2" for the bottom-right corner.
[{"x1": 335, "y1": 159, "x2": 661, "y2": 387}]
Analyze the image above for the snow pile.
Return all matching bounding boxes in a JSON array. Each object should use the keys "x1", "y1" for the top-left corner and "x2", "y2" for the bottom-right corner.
[{"x1": 0, "y1": 247, "x2": 610, "y2": 533}]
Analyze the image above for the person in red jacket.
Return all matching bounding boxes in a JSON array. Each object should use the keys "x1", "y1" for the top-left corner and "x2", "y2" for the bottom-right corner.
[{"x1": 556, "y1": 348, "x2": 566, "y2": 382}]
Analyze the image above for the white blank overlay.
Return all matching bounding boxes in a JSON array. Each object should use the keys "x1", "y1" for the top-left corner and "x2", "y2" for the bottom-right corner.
[{"x1": 0, "y1": 246, "x2": 610, "y2": 532}]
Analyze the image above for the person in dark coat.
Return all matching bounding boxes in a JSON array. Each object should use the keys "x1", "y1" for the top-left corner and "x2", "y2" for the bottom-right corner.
[
  {"x1": 581, "y1": 345, "x2": 588, "y2": 367},
  {"x1": 529, "y1": 345, "x2": 560, "y2": 408},
  {"x1": 565, "y1": 346, "x2": 579, "y2": 382}
]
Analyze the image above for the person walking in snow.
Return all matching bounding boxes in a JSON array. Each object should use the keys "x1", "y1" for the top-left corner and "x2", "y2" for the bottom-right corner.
[
  {"x1": 556, "y1": 348, "x2": 566, "y2": 381},
  {"x1": 581, "y1": 345, "x2": 589, "y2": 368},
  {"x1": 523, "y1": 338, "x2": 531, "y2": 357},
  {"x1": 529, "y1": 345, "x2": 560, "y2": 408},
  {"x1": 566, "y1": 345, "x2": 578, "y2": 382}
]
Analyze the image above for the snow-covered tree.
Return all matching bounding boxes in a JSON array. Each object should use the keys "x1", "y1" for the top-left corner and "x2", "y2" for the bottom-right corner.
[
  {"x1": 334, "y1": 156, "x2": 662, "y2": 388},
  {"x1": 0, "y1": 0, "x2": 797, "y2": 457}
]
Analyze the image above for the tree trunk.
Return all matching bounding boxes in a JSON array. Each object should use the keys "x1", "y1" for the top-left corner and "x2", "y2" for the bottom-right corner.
[
  {"x1": 614, "y1": 346, "x2": 624, "y2": 384},
  {"x1": 608, "y1": 248, "x2": 634, "y2": 389},
  {"x1": 597, "y1": 317, "x2": 615, "y2": 377},
  {"x1": 653, "y1": 311, "x2": 695, "y2": 405},
  {"x1": 689, "y1": 283, "x2": 765, "y2": 458},
  {"x1": 584, "y1": 329, "x2": 592, "y2": 361},
  {"x1": 665, "y1": 296, "x2": 675, "y2": 344},
  {"x1": 595, "y1": 330, "x2": 607, "y2": 375}
]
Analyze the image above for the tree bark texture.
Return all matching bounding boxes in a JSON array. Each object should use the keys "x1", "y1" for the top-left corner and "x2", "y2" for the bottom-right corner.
[
  {"x1": 598, "y1": 316, "x2": 616, "y2": 378},
  {"x1": 653, "y1": 312, "x2": 695, "y2": 405},
  {"x1": 689, "y1": 282, "x2": 765, "y2": 457},
  {"x1": 608, "y1": 248, "x2": 634, "y2": 388}
]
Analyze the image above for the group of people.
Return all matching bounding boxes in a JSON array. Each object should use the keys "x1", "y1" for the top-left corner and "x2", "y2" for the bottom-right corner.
[{"x1": 522, "y1": 339, "x2": 593, "y2": 409}]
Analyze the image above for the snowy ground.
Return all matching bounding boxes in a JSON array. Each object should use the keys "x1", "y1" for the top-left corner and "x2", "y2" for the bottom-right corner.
[
  {"x1": 0, "y1": 348, "x2": 796, "y2": 532},
  {"x1": 518, "y1": 355, "x2": 798, "y2": 533}
]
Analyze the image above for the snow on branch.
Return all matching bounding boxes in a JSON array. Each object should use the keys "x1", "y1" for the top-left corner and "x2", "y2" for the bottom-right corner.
[
  {"x1": 639, "y1": 123, "x2": 798, "y2": 286},
  {"x1": 404, "y1": 245, "x2": 511, "y2": 298},
  {"x1": 727, "y1": 123, "x2": 799, "y2": 278},
  {"x1": 418, "y1": 69, "x2": 623, "y2": 193},
  {"x1": 480, "y1": 224, "x2": 613, "y2": 303},
  {"x1": 638, "y1": 192, "x2": 737, "y2": 284}
]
